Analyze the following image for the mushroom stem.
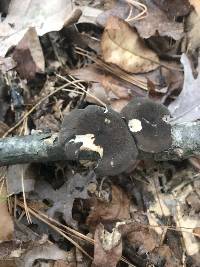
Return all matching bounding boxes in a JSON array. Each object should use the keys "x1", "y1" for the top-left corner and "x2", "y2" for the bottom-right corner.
[{"x1": 0, "y1": 121, "x2": 200, "y2": 167}]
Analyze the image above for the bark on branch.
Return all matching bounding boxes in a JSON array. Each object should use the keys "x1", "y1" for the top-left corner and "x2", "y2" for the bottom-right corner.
[{"x1": 0, "y1": 121, "x2": 200, "y2": 167}]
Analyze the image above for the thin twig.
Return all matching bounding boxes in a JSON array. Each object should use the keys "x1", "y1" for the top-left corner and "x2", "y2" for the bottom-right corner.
[{"x1": 56, "y1": 74, "x2": 107, "y2": 108}]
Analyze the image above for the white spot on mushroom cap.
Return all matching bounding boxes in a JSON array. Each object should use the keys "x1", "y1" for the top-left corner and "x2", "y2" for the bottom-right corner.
[
  {"x1": 105, "y1": 118, "x2": 111, "y2": 124},
  {"x1": 162, "y1": 114, "x2": 171, "y2": 123},
  {"x1": 128, "y1": 119, "x2": 142, "y2": 133},
  {"x1": 69, "y1": 134, "x2": 103, "y2": 158}
]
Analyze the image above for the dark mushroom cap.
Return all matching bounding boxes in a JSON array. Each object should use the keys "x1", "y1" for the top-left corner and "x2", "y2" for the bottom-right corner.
[
  {"x1": 59, "y1": 105, "x2": 138, "y2": 176},
  {"x1": 121, "y1": 97, "x2": 172, "y2": 153}
]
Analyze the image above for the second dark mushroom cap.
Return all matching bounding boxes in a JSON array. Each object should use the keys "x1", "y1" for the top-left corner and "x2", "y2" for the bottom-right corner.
[
  {"x1": 59, "y1": 105, "x2": 138, "y2": 176},
  {"x1": 121, "y1": 97, "x2": 172, "y2": 153}
]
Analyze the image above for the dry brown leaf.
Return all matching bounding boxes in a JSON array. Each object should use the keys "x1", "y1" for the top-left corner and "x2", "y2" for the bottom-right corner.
[
  {"x1": 0, "y1": 184, "x2": 14, "y2": 241},
  {"x1": 154, "y1": 245, "x2": 182, "y2": 267},
  {"x1": 101, "y1": 16, "x2": 159, "y2": 73},
  {"x1": 87, "y1": 185, "x2": 130, "y2": 227},
  {"x1": 127, "y1": 227, "x2": 157, "y2": 252},
  {"x1": 71, "y1": 65, "x2": 146, "y2": 112},
  {"x1": 12, "y1": 27, "x2": 45, "y2": 80},
  {"x1": 92, "y1": 224, "x2": 122, "y2": 267},
  {"x1": 71, "y1": 62, "x2": 182, "y2": 110},
  {"x1": 118, "y1": 219, "x2": 158, "y2": 253}
]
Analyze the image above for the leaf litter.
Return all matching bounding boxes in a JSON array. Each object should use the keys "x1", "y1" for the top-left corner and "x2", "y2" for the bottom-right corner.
[{"x1": 1, "y1": 0, "x2": 200, "y2": 266}]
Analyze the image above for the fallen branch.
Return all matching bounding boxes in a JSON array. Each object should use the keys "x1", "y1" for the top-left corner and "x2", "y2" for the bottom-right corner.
[{"x1": 0, "y1": 121, "x2": 199, "y2": 169}]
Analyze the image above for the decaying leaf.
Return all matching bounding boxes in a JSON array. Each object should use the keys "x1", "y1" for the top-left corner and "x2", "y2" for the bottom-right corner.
[
  {"x1": 0, "y1": 0, "x2": 82, "y2": 56},
  {"x1": 12, "y1": 27, "x2": 45, "y2": 80},
  {"x1": 101, "y1": 16, "x2": 159, "y2": 74},
  {"x1": 168, "y1": 54, "x2": 200, "y2": 122},
  {"x1": 154, "y1": 245, "x2": 182, "y2": 267},
  {"x1": 126, "y1": 226, "x2": 158, "y2": 252},
  {"x1": 97, "y1": 0, "x2": 184, "y2": 40},
  {"x1": 87, "y1": 185, "x2": 130, "y2": 227},
  {"x1": 0, "y1": 183, "x2": 14, "y2": 241},
  {"x1": 34, "y1": 171, "x2": 97, "y2": 227},
  {"x1": 92, "y1": 223, "x2": 122, "y2": 267},
  {"x1": 118, "y1": 218, "x2": 158, "y2": 253}
]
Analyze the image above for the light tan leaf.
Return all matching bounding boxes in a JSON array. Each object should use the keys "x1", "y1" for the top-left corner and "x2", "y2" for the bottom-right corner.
[
  {"x1": 101, "y1": 16, "x2": 159, "y2": 73},
  {"x1": 189, "y1": 0, "x2": 200, "y2": 15},
  {"x1": 185, "y1": 1, "x2": 200, "y2": 51},
  {"x1": 0, "y1": 184, "x2": 14, "y2": 241}
]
